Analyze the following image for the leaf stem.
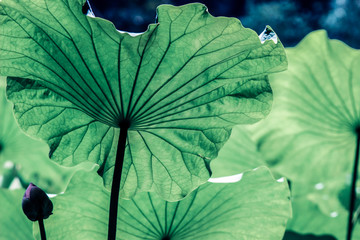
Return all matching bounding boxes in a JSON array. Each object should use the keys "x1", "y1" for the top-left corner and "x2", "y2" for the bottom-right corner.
[
  {"x1": 347, "y1": 129, "x2": 360, "y2": 240},
  {"x1": 108, "y1": 125, "x2": 129, "y2": 240},
  {"x1": 38, "y1": 219, "x2": 46, "y2": 240}
]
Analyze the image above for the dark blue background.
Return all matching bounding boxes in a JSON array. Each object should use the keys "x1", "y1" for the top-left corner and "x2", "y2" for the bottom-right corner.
[{"x1": 87, "y1": 0, "x2": 360, "y2": 49}]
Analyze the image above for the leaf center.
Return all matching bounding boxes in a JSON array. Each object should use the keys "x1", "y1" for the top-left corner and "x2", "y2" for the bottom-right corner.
[
  {"x1": 119, "y1": 119, "x2": 131, "y2": 129},
  {"x1": 355, "y1": 125, "x2": 360, "y2": 136}
]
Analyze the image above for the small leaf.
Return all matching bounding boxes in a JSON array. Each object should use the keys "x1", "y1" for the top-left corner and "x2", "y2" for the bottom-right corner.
[
  {"x1": 1, "y1": 1, "x2": 287, "y2": 200},
  {"x1": 33, "y1": 166, "x2": 291, "y2": 240}
]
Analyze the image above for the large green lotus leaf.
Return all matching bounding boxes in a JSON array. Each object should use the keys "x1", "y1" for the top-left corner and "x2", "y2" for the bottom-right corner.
[
  {"x1": 247, "y1": 30, "x2": 360, "y2": 238},
  {"x1": 0, "y1": 1, "x2": 287, "y2": 200},
  {"x1": 0, "y1": 78, "x2": 70, "y2": 193},
  {"x1": 33, "y1": 166, "x2": 291, "y2": 240},
  {"x1": 210, "y1": 125, "x2": 266, "y2": 178},
  {"x1": 250, "y1": 30, "x2": 360, "y2": 183},
  {"x1": 0, "y1": 189, "x2": 32, "y2": 240}
]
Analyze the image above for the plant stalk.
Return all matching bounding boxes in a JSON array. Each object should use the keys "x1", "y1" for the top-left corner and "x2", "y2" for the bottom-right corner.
[
  {"x1": 38, "y1": 219, "x2": 46, "y2": 240},
  {"x1": 108, "y1": 126, "x2": 128, "y2": 240},
  {"x1": 347, "y1": 131, "x2": 360, "y2": 240}
]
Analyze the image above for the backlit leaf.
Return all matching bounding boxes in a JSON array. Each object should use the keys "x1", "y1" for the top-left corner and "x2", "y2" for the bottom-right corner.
[
  {"x1": 1, "y1": 1, "x2": 287, "y2": 200},
  {"x1": 210, "y1": 125, "x2": 266, "y2": 178},
  {"x1": 251, "y1": 30, "x2": 360, "y2": 182},
  {"x1": 33, "y1": 166, "x2": 291, "y2": 240},
  {"x1": 0, "y1": 78, "x2": 70, "y2": 193},
  {"x1": 249, "y1": 30, "x2": 360, "y2": 238}
]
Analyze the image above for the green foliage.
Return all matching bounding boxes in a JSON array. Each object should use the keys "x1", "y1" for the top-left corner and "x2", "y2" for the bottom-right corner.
[
  {"x1": 33, "y1": 166, "x2": 290, "y2": 240},
  {"x1": 287, "y1": 180, "x2": 360, "y2": 239},
  {"x1": 0, "y1": 189, "x2": 32, "y2": 240},
  {"x1": 0, "y1": 1, "x2": 287, "y2": 201},
  {"x1": 252, "y1": 30, "x2": 360, "y2": 181},
  {"x1": 0, "y1": 1, "x2": 296, "y2": 239},
  {"x1": 0, "y1": 78, "x2": 70, "y2": 193},
  {"x1": 248, "y1": 30, "x2": 360, "y2": 238},
  {"x1": 210, "y1": 125, "x2": 265, "y2": 178},
  {"x1": 209, "y1": 30, "x2": 360, "y2": 238},
  {"x1": 3, "y1": 0, "x2": 358, "y2": 238}
]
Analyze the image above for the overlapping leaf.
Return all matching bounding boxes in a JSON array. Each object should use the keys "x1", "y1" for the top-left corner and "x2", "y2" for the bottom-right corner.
[
  {"x1": 0, "y1": 78, "x2": 69, "y2": 193},
  {"x1": 286, "y1": 180, "x2": 360, "y2": 240},
  {"x1": 247, "y1": 30, "x2": 360, "y2": 237},
  {"x1": 0, "y1": 1, "x2": 287, "y2": 200},
  {"x1": 212, "y1": 126, "x2": 360, "y2": 239},
  {"x1": 209, "y1": 105, "x2": 360, "y2": 238},
  {"x1": 33, "y1": 166, "x2": 290, "y2": 240},
  {"x1": 250, "y1": 30, "x2": 360, "y2": 181},
  {"x1": 210, "y1": 125, "x2": 265, "y2": 178}
]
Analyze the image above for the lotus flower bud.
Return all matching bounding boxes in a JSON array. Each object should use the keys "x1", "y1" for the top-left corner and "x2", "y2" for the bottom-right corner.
[{"x1": 22, "y1": 183, "x2": 53, "y2": 221}]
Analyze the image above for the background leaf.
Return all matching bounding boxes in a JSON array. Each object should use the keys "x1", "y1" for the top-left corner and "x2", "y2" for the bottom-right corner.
[
  {"x1": 0, "y1": 189, "x2": 32, "y2": 240},
  {"x1": 1, "y1": 1, "x2": 287, "y2": 200},
  {"x1": 0, "y1": 77, "x2": 70, "y2": 193},
  {"x1": 33, "y1": 166, "x2": 290, "y2": 240},
  {"x1": 210, "y1": 125, "x2": 266, "y2": 178},
  {"x1": 286, "y1": 180, "x2": 360, "y2": 240},
  {"x1": 250, "y1": 30, "x2": 360, "y2": 181},
  {"x1": 248, "y1": 30, "x2": 360, "y2": 238}
]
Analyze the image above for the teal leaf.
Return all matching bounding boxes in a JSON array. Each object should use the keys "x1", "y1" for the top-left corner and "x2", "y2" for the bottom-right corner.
[
  {"x1": 33, "y1": 166, "x2": 291, "y2": 240},
  {"x1": 1, "y1": 1, "x2": 287, "y2": 200}
]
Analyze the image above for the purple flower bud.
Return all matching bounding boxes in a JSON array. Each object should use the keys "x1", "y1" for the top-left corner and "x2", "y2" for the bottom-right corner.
[{"x1": 22, "y1": 183, "x2": 53, "y2": 221}]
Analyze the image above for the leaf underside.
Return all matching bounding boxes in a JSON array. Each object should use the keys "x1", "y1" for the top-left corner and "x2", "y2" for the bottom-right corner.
[
  {"x1": 1, "y1": 1, "x2": 287, "y2": 200},
  {"x1": 248, "y1": 30, "x2": 360, "y2": 237},
  {"x1": 286, "y1": 180, "x2": 360, "y2": 240},
  {"x1": 0, "y1": 81, "x2": 69, "y2": 193},
  {"x1": 251, "y1": 30, "x2": 360, "y2": 182},
  {"x1": 33, "y1": 166, "x2": 291, "y2": 240}
]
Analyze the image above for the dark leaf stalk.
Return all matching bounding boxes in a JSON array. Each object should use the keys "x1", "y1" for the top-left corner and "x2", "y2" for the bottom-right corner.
[
  {"x1": 108, "y1": 123, "x2": 129, "y2": 240},
  {"x1": 347, "y1": 128, "x2": 360, "y2": 240}
]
